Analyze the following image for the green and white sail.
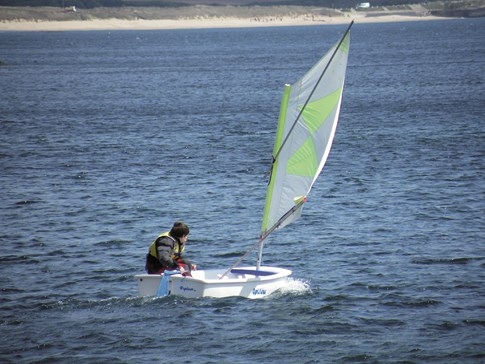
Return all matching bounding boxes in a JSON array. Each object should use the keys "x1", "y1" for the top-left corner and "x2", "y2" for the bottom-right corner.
[{"x1": 260, "y1": 25, "x2": 352, "y2": 245}]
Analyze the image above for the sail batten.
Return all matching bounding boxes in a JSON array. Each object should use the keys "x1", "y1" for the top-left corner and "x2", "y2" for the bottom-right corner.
[{"x1": 260, "y1": 25, "x2": 352, "y2": 244}]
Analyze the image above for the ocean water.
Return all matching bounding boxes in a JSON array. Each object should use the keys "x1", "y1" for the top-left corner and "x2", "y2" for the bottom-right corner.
[{"x1": 1, "y1": 18, "x2": 484, "y2": 363}]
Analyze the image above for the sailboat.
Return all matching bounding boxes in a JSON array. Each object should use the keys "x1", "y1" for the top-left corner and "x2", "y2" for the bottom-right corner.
[{"x1": 135, "y1": 22, "x2": 353, "y2": 299}]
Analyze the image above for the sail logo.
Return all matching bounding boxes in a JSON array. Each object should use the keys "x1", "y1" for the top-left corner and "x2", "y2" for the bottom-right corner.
[{"x1": 251, "y1": 288, "x2": 267, "y2": 296}]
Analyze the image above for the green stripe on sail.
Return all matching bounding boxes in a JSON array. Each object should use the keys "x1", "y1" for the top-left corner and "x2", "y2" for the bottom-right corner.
[
  {"x1": 339, "y1": 33, "x2": 350, "y2": 53},
  {"x1": 287, "y1": 87, "x2": 342, "y2": 176},
  {"x1": 287, "y1": 137, "x2": 318, "y2": 177},
  {"x1": 261, "y1": 84, "x2": 291, "y2": 233},
  {"x1": 301, "y1": 87, "x2": 342, "y2": 134}
]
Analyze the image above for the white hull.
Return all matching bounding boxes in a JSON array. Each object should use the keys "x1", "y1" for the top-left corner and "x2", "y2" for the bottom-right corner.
[{"x1": 135, "y1": 266, "x2": 292, "y2": 299}]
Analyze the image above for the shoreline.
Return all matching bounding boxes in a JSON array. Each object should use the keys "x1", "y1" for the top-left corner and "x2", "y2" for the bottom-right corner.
[
  {"x1": 0, "y1": 5, "x2": 454, "y2": 32},
  {"x1": 0, "y1": 15, "x2": 450, "y2": 32}
]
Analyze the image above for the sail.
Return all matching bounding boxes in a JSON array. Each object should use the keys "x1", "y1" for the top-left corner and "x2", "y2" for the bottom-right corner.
[{"x1": 260, "y1": 27, "x2": 351, "y2": 239}]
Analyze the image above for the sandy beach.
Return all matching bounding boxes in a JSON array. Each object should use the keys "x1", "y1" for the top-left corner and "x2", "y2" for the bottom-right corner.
[{"x1": 0, "y1": 5, "x2": 452, "y2": 32}]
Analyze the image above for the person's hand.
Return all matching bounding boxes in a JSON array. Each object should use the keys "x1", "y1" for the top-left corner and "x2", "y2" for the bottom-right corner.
[
  {"x1": 178, "y1": 266, "x2": 186, "y2": 274},
  {"x1": 191, "y1": 264, "x2": 197, "y2": 271}
]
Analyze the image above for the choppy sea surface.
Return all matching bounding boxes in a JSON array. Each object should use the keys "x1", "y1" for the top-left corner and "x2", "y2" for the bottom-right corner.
[{"x1": 1, "y1": 18, "x2": 484, "y2": 363}]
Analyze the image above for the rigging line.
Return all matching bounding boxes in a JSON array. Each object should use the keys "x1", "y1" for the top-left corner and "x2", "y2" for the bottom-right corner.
[
  {"x1": 219, "y1": 197, "x2": 307, "y2": 280},
  {"x1": 271, "y1": 21, "x2": 354, "y2": 166},
  {"x1": 218, "y1": 238, "x2": 262, "y2": 279}
]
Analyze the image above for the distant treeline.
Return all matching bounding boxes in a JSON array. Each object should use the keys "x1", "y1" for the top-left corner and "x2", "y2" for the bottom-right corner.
[{"x1": 0, "y1": 0, "x2": 470, "y2": 10}]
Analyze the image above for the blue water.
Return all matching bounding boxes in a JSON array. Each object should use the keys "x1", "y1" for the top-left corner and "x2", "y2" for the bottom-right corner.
[{"x1": 1, "y1": 19, "x2": 484, "y2": 363}]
